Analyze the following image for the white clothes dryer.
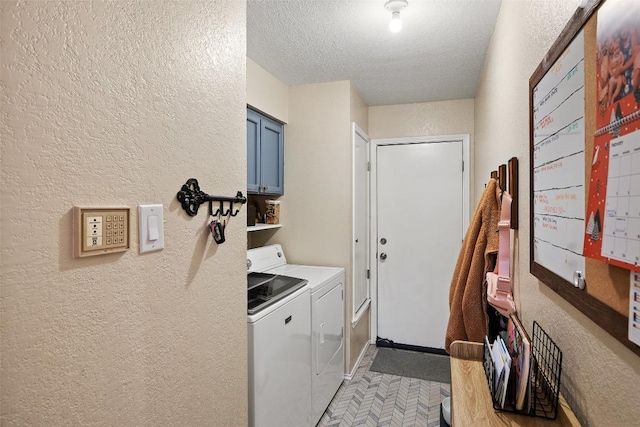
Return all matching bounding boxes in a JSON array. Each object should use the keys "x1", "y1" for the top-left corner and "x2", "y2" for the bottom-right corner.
[{"x1": 247, "y1": 244, "x2": 345, "y2": 427}]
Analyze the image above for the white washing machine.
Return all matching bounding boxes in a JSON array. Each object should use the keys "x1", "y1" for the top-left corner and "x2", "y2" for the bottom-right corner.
[
  {"x1": 248, "y1": 244, "x2": 345, "y2": 427},
  {"x1": 247, "y1": 266, "x2": 311, "y2": 426}
]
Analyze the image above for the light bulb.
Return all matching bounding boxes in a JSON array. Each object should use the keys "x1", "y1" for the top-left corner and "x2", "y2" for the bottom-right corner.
[{"x1": 389, "y1": 11, "x2": 402, "y2": 33}]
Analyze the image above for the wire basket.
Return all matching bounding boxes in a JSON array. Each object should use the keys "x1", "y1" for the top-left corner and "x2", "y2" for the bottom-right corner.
[{"x1": 482, "y1": 321, "x2": 562, "y2": 419}]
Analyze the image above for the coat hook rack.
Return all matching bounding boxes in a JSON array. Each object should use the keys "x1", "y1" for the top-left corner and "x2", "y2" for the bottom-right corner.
[
  {"x1": 489, "y1": 157, "x2": 519, "y2": 230},
  {"x1": 176, "y1": 178, "x2": 246, "y2": 217}
]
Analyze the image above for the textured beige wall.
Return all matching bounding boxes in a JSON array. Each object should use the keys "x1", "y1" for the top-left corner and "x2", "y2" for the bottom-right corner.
[
  {"x1": 368, "y1": 99, "x2": 475, "y2": 201},
  {"x1": 1, "y1": 2, "x2": 248, "y2": 426},
  {"x1": 267, "y1": 80, "x2": 358, "y2": 369},
  {"x1": 475, "y1": 1, "x2": 640, "y2": 425},
  {"x1": 368, "y1": 99, "x2": 474, "y2": 140},
  {"x1": 246, "y1": 57, "x2": 289, "y2": 123},
  {"x1": 350, "y1": 83, "x2": 368, "y2": 133}
]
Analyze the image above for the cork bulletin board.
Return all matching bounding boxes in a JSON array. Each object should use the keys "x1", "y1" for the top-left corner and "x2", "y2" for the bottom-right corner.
[{"x1": 530, "y1": 0, "x2": 640, "y2": 356}]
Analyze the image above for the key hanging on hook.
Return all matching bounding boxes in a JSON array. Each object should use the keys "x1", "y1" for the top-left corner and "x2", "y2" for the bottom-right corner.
[
  {"x1": 210, "y1": 201, "x2": 225, "y2": 244},
  {"x1": 213, "y1": 221, "x2": 225, "y2": 244},
  {"x1": 207, "y1": 201, "x2": 220, "y2": 242},
  {"x1": 223, "y1": 204, "x2": 232, "y2": 232}
]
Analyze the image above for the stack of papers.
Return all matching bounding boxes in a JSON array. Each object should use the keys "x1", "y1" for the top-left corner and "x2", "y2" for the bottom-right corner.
[
  {"x1": 507, "y1": 315, "x2": 532, "y2": 411},
  {"x1": 486, "y1": 335, "x2": 511, "y2": 408},
  {"x1": 484, "y1": 318, "x2": 561, "y2": 417},
  {"x1": 485, "y1": 314, "x2": 534, "y2": 412}
]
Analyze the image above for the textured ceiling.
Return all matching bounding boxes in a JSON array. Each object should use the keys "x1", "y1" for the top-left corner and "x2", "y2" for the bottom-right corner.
[{"x1": 247, "y1": 0, "x2": 502, "y2": 106}]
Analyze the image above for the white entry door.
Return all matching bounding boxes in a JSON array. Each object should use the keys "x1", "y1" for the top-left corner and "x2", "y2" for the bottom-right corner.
[{"x1": 376, "y1": 140, "x2": 463, "y2": 349}]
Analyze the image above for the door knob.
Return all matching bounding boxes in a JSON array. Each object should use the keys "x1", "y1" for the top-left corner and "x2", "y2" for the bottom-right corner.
[
  {"x1": 380, "y1": 238, "x2": 387, "y2": 245},
  {"x1": 380, "y1": 253, "x2": 387, "y2": 260}
]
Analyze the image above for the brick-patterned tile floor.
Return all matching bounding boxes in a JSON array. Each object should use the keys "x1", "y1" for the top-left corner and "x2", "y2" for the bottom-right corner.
[{"x1": 318, "y1": 345, "x2": 449, "y2": 427}]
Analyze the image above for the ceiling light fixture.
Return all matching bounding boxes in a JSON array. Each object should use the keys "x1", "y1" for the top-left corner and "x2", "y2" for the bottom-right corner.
[{"x1": 385, "y1": 0, "x2": 408, "y2": 33}]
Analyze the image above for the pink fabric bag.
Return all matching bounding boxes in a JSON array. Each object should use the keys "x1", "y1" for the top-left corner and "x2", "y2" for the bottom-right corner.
[{"x1": 486, "y1": 191, "x2": 515, "y2": 317}]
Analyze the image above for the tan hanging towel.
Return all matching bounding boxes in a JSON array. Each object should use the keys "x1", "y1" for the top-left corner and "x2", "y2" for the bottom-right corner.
[{"x1": 445, "y1": 178, "x2": 502, "y2": 353}]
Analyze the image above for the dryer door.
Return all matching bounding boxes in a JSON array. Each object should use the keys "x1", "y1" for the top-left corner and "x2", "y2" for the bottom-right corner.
[
  {"x1": 315, "y1": 280, "x2": 344, "y2": 375},
  {"x1": 312, "y1": 277, "x2": 345, "y2": 425}
]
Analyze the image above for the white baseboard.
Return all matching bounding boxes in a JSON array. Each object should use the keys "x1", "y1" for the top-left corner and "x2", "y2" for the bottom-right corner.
[{"x1": 344, "y1": 341, "x2": 370, "y2": 380}]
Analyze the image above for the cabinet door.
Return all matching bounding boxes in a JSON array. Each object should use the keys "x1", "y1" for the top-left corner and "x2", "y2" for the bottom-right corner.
[
  {"x1": 247, "y1": 109, "x2": 261, "y2": 194},
  {"x1": 260, "y1": 116, "x2": 284, "y2": 195}
]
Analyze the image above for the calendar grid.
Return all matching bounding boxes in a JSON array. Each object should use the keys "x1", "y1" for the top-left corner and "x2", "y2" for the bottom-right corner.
[{"x1": 601, "y1": 130, "x2": 640, "y2": 266}]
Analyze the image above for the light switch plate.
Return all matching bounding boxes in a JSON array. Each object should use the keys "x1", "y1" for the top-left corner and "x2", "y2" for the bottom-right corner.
[
  {"x1": 139, "y1": 204, "x2": 164, "y2": 253},
  {"x1": 73, "y1": 206, "x2": 130, "y2": 258}
]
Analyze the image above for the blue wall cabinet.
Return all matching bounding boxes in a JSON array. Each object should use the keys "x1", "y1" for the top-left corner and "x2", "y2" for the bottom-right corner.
[{"x1": 247, "y1": 108, "x2": 284, "y2": 195}]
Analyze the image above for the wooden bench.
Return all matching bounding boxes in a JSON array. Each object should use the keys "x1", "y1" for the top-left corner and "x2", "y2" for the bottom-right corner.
[{"x1": 449, "y1": 340, "x2": 581, "y2": 426}]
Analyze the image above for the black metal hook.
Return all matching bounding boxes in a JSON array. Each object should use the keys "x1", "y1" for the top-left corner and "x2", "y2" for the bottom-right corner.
[
  {"x1": 220, "y1": 200, "x2": 230, "y2": 217},
  {"x1": 177, "y1": 179, "x2": 246, "y2": 217},
  {"x1": 230, "y1": 192, "x2": 242, "y2": 216}
]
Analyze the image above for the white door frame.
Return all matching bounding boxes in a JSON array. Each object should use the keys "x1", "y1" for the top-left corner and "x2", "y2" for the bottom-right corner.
[
  {"x1": 369, "y1": 134, "x2": 471, "y2": 343},
  {"x1": 352, "y1": 123, "x2": 370, "y2": 326}
]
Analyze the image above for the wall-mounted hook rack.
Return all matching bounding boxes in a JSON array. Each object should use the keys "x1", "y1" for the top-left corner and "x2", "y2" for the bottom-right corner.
[
  {"x1": 489, "y1": 158, "x2": 518, "y2": 230},
  {"x1": 176, "y1": 178, "x2": 246, "y2": 217}
]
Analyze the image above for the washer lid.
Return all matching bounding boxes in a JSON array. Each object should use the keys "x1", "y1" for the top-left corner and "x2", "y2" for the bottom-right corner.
[{"x1": 247, "y1": 273, "x2": 307, "y2": 314}]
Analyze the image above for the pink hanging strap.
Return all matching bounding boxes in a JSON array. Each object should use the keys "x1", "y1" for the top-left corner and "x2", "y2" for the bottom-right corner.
[{"x1": 495, "y1": 192, "x2": 512, "y2": 293}]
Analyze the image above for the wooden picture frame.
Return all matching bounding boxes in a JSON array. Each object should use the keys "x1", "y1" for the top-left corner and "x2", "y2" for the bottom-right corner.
[
  {"x1": 529, "y1": 0, "x2": 640, "y2": 356},
  {"x1": 509, "y1": 157, "x2": 519, "y2": 229}
]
